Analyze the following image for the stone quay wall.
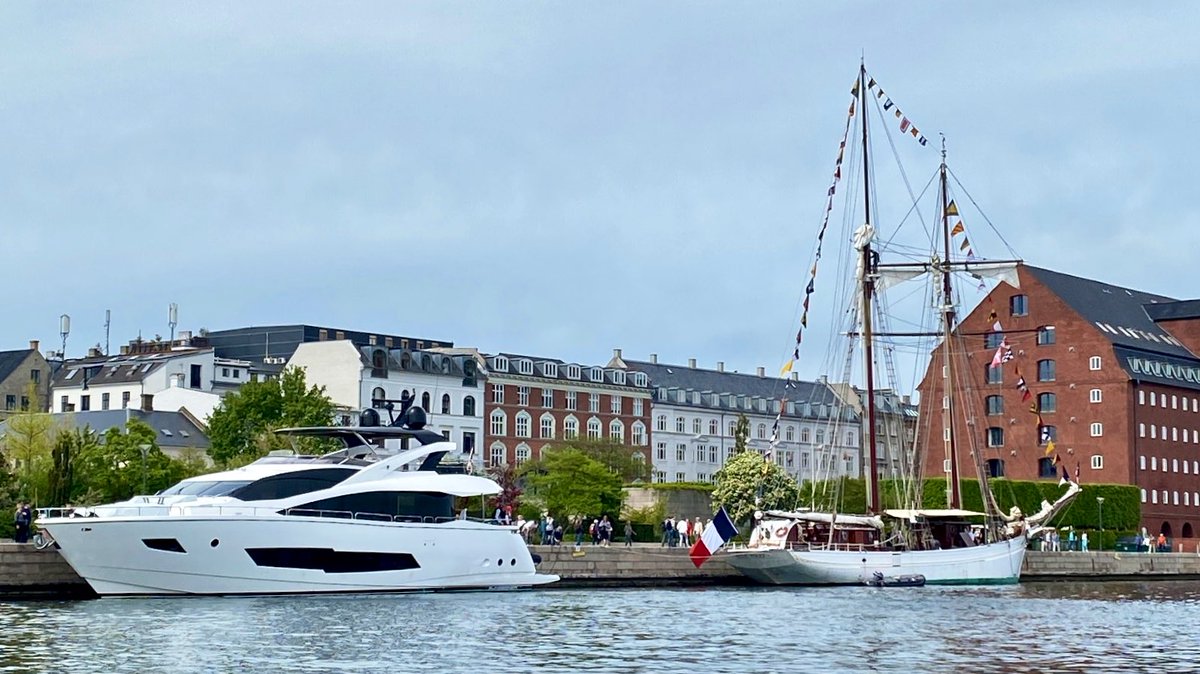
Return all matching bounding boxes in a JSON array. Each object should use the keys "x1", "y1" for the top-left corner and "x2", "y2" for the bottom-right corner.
[{"x1": 6, "y1": 543, "x2": 1200, "y2": 598}]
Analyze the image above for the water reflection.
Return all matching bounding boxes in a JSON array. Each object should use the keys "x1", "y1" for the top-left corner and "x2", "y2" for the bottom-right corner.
[{"x1": 1, "y1": 582, "x2": 1197, "y2": 673}]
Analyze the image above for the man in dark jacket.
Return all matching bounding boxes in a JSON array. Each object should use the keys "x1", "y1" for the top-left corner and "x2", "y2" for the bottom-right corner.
[{"x1": 14, "y1": 502, "x2": 32, "y2": 543}]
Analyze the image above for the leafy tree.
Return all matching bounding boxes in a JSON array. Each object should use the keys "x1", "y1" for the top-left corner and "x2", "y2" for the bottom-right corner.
[
  {"x1": 733, "y1": 413, "x2": 750, "y2": 454},
  {"x1": 47, "y1": 427, "x2": 96, "y2": 506},
  {"x1": 520, "y1": 448, "x2": 624, "y2": 522},
  {"x1": 712, "y1": 450, "x2": 801, "y2": 525},
  {"x1": 1, "y1": 409, "x2": 56, "y2": 504},
  {"x1": 207, "y1": 367, "x2": 335, "y2": 465},
  {"x1": 542, "y1": 437, "x2": 650, "y2": 483},
  {"x1": 487, "y1": 462, "x2": 522, "y2": 516},
  {"x1": 72, "y1": 419, "x2": 178, "y2": 503}
]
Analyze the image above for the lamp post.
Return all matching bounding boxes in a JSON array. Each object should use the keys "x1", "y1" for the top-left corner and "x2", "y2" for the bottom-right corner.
[
  {"x1": 139, "y1": 444, "x2": 150, "y2": 495},
  {"x1": 1097, "y1": 496, "x2": 1105, "y2": 552}
]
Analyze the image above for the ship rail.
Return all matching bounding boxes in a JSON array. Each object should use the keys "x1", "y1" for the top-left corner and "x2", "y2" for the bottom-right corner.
[{"x1": 38, "y1": 505, "x2": 512, "y2": 527}]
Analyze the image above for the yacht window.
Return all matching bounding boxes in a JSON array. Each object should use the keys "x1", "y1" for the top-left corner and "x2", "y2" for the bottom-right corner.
[
  {"x1": 229, "y1": 468, "x2": 357, "y2": 501},
  {"x1": 291, "y1": 491, "x2": 454, "y2": 522},
  {"x1": 160, "y1": 480, "x2": 253, "y2": 497}
]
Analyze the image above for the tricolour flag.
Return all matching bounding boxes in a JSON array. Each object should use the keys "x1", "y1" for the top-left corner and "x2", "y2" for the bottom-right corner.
[{"x1": 689, "y1": 507, "x2": 739, "y2": 568}]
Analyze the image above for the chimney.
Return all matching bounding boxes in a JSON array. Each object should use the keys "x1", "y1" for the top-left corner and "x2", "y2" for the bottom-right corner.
[
  {"x1": 613, "y1": 348, "x2": 622, "y2": 360},
  {"x1": 120, "y1": 345, "x2": 130, "y2": 355},
  {"x1": 688, "y1": 358, "x2": 696, "y2": 368},
  {"x1": 141, "y1": 394, "x2": 154, "y2": 412},
  {"x1": 88, "y1": 347, "x2": 102, "y2": 358},
  {"x1": 717, "y1": 361, "x2": 724, "y2": 372},
  {"x1": 29, "y1": 339, "x2": 39, "y2": 352},
  {"x1": 757, "y1": 366, "x2": 765, "y2": 377},
  {"x1": 650, "y1": 353, "x2": 658, "y2": 364}
]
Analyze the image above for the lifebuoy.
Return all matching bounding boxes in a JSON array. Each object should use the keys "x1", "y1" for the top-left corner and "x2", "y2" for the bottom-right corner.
[{"x1": 775, "y1": 526, "x2": 788, "y2": 537}]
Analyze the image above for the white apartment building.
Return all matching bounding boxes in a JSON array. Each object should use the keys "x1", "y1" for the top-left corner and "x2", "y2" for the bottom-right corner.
[
  {"x1": 288, "y1": 341, "x2": 484, "y2": 467},
  {"x1": 609, "y1": 354, "x2": 862, "y2": 484},
  {"x1": 50, "y1": 345, "x2": 249, "y2": 416}
]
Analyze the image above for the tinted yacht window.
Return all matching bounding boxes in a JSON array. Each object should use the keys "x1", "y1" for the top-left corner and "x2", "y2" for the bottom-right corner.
[
  {"x1": 160, "y1": 481, "x2": 252, "y2": 497},
  {"x1": 230, "y1": 468, "x2": 356, "y2": 501},
  {"x1": 293, "y1": 491, "x2": 454, "y2": 521}
]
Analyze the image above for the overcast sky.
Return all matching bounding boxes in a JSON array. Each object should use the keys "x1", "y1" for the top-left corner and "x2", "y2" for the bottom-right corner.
[{"x1": 3, "y1": 4, "x2": 1199, "y2": 387}]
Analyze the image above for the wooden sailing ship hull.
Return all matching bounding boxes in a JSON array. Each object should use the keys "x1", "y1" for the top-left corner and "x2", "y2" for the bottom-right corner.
[{"x1": 722, "y1": 534, "x2": 1026, "y2": 586}]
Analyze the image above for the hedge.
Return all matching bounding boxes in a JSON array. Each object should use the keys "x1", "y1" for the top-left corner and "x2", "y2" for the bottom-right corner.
[{"x1": 800, "y1": 477, "x2": 1140, "y2": 531}]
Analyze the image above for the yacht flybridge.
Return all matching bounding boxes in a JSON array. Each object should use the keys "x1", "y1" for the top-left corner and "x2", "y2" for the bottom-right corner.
[{"x1": 36, "y1": 403, "x2": 558, "y2": 596}]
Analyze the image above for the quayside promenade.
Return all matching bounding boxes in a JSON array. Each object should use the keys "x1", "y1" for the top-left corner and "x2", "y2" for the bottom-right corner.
[{"x1": 5, "y1": 541, "x2": 1200, "y2": 598}]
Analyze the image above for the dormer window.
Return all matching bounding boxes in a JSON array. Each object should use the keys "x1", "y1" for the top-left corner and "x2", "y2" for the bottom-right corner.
[
  {"x1": 493, "y1": 356, "x2": 509, "y2": 371},
  {"x1": 518, "y1": 359, "x2": 534, "y2": 375},
  {"x1": 589, "y1": 367, "x2": 603, "y2": 381},
  {"x1": 566, "y1": 364, "x2": 581, "y2": 380},
  {"x1": 542, "y1": 362, "x2": 558, "y2": 378},
  {"x1": 612, "y1": 370, "x2": 626, "y2": 385},
  {"x1": 633, "y1": 373, "x2": 647, "y2": 387}
]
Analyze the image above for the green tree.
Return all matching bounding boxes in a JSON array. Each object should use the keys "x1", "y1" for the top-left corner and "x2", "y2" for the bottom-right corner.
[
  {"x1": 73, "y1": 419, "x2": 178, "y2": 503},
  {"x1": 1, "y1": 409, "x2": 56, "y2": 504},
  {"x1": 520, "y1": 448, "x2": 624, "y2": 522},
  {"x1": 542, "y1": 437, "x2": 650, "y2": 483},
  {"x1": 733, "y1": 413, "x2": 750, "y2": 454},
  {"x1": 47, "y1": 427, "x2": 95, "y2": 506},
  {"x1": 207, "y1": 367, "x2": 335, "y2": 465},
  {"x1": 712, "y1": 450, "x2": 801, "y2": 525}
]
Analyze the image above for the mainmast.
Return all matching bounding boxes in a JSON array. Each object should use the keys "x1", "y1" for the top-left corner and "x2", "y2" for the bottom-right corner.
[
  {"x1": 938, "y1": 141, "x2": 962, "y2": 509},
  {"x1": 858, "y1": 63, "x2": 882, "y2": 514}
]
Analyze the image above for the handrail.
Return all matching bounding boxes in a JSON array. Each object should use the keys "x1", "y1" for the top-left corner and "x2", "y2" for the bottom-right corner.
[{"x1": 38, "y1": 504, "x2": 511, "y2": 526}]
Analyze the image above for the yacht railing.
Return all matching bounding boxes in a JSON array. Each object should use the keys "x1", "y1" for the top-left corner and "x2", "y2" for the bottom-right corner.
[{"x1": 38, "y1": 505, "x2": 510, "y2": 527}]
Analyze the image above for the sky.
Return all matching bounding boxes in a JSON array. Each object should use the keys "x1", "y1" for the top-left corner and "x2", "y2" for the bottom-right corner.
[{"x1": 3, "y1": 3, "x2": 1200, "y2": 389}]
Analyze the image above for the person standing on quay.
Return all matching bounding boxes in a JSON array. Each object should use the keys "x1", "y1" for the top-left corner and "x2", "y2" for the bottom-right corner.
[
  {"x1": 624, "y1": 520, "x2": 634, "y2": 547},
  {"x1": 14, "y1": 501, "x2": 32, "y2": 543},
  {"x1": 1081, "y1": 532, "x2": 1089, "y2": 552}
]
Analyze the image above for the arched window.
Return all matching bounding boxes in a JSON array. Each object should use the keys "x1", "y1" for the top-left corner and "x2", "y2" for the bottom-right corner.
[
  {"x1": 692, "y1": 418, "x2": 702, "y2": 434},
  {"x1": 490, "y1": 410, "x2": 507, "y2": 436},
  {"x1": 371, "y1": 387, "x2": 386, "y2": 405},
  {"x1": 421, "y1": 391, "x2": 431, "y2": 411},
  {"x1": 441, "y1": 393, "x2": 451, "y2": 415},
  {"x1": 709, "y1": 419, "x2": 719, "y2": 435},
  {"x1": 463, "y1": 396, "x2": 476, "y2": 417},
  {"x1": 1037, "y1": 392, "x2": 1056, "y2": 413},
  {"x1": 489, "y1": 442, "x2": 506, "y2": 468},
  {"x1": 540, "y1": 413, "x2": 555, "y2": 440},
  {"x1": 632, "y1": 421, "x2": 647, "y2": 445},
  {"x1": 631, "y1": 451, "x2": 646, "y2": 464},
  {"x1": 587, "y1": 417, "x2": 602, "y2": 440},
  {"x1": 610, "y1": 419, "x2": 625, "y2": 441},
  {"x1": 564, "y1": 415, "x2": 579, "y2": 439},
  {"x1": 785, "y1": 426, "x2": 795, "y2": 442},
  {"x1": 757, "y1": 423, "x2": 767, "y2": 439},
  {"x1": 515, "y1": 443, "x2": 531, "y2": 466},
  {"x1": 515, "y1": 411, "x2": 531, "y2": 438}
]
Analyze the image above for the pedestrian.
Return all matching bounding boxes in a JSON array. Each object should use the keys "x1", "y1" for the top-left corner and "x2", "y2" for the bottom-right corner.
[
  {"x1": 13, "y1": 501, "x2": 32, "y2": 544},
  {"x1": 1067, "y1": 528, "x2": 1076, "y2": 552},
  {"x1": 695, "y1": 516, "x2": 705, "y2": 538},
  {"x1": 574, "y1": 518, "x2": 585, "y2": 549},
  {"x1": 624, "y1": 520, "x2": 634, "y2": 547},
  {"x1": 1081, "y1": 531, "x2": 1089, "y2": 552},
  {"x1": 677, "y1": 516, "x2": 690, "y2": 547},
  {"x1": 1158, "y1": 532, "x2": 1167, "y2": 552},
  {"x1": 554, "y1": 523, "x2": 564, "y2": 546}
]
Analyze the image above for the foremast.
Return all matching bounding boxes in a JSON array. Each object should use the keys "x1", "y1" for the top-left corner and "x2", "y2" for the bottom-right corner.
[
  {"x1": 856, "y1": 63, "x2": 882, "y2": 515},
  {"x1": 937, "y1": 147, "x2": 962, "y2": 509}
]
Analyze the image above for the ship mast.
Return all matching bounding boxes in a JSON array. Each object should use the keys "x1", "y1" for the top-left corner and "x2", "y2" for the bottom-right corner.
[
  {"x1": 858, "y1": 63, "x2": 882, "y2": 514},
  {"x1": 938, "y1": 141, "x2": 962, "y2": 509}
]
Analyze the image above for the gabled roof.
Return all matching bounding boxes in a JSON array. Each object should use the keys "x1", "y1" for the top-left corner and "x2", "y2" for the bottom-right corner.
[
  {"x1": 0, "y1": 409, "x2": 210, "y2": 450},
  {"x1": 621, "y1": 359, "x2": 849, "y2": 421},
  {"x1": 1024, "y1": 265, "x2": 1196, "y2": 360},
  {"x1": 0, "y1": 349, "x2": 34, "y2": 382},
  {"x1": 50, "y1": 349, "x2": 212, "y2": 387}
]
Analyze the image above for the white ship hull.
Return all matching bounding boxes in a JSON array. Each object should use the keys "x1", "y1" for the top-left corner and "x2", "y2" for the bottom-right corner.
[
  {"x1": 722, "y1": 535, "x2": 1026, "y2": 586},
  {"x1": 40, "y1": 515, "x2": 558, "y2": 596}
]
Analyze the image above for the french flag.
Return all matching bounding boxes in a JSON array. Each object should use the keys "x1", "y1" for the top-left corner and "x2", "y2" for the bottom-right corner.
[{"x1": 689, "y1": 507, "x2": 739, "y2": 568}]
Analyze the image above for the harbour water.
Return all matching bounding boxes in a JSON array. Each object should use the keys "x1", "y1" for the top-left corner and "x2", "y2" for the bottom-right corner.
[{"x1": 1, "y1": 582, "x2": 1197, "y2": 673}]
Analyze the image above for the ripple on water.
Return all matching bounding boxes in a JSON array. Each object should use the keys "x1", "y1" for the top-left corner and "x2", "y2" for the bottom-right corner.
[{"x1": 1, "y1": 581, "x2": 1197, "y2": 674}]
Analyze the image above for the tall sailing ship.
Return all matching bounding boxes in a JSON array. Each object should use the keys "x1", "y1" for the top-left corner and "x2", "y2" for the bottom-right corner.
[{"x1": 722, "y1": 64, "x2": 1079, "y2": 585}]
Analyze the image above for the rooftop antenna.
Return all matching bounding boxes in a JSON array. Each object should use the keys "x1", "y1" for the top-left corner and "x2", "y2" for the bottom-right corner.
[
  {"x1": 59, "y1": 314, "x2": 71, "y2": 361},
  {"x1": 168, "y1": 303, "x2": 179, "y2": 345},
  {"x1": 104, "y1": 309, "x2": 111, "y2": 355}
]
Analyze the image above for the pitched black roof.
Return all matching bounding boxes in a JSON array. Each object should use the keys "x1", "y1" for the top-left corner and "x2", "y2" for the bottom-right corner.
[
  {"x1": 0, "y1": 409, "x2": 210, "y2": 450},
  {"x1": 621, "y1": 359, "x2": 850, "y2": 421},
  {"x1": 0, "y1": 349, "x2": 33, "y2": 382},
  {"x1": 1024, "y1": 265, "x2": 1196, "y2": 360},
  {"x1": 1144, "y1": 299, "x2": 1200, "y2": 323}
]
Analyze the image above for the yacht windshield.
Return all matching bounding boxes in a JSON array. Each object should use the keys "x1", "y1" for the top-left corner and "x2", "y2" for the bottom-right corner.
[{"x1": 159, "y1": 480, "x2": 253, "y2": 497}]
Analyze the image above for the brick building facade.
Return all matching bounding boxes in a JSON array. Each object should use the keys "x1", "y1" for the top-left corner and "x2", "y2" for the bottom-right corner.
[
  {"x1": 482, "y1": 352, "x2": 652, "y2": 469},
  {"x1": 918, "y1": 264, "x2": 1200, "y2": 540}
]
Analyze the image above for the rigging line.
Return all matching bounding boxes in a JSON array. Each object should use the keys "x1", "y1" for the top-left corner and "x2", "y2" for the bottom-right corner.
[
  {"x1": 868, "y1": 91, "x2": 936, "y2": 250},
  {"x1": 946, "y1": 166, "x2": 1021, "y2": 259}
]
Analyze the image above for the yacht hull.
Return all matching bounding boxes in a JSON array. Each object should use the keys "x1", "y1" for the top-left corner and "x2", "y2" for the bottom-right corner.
[
  {"x1": 722, "y1": 535, "x2": 1025, "y2": 586},
  {"x1": 39, "y1": 516, "x2": 558, "y2": 596}
]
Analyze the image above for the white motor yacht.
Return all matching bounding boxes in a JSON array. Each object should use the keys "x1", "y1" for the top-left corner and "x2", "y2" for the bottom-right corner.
[{"x1": 37, "y1": 407, "x2": 558, "y2": 596}]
